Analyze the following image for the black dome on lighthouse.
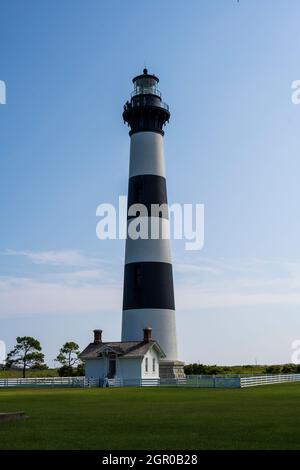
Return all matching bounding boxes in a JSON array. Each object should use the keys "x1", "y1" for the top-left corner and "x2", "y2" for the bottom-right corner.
[
  {"x1": 123, "y1": 69, "x2": 170, "y2": 136},
  {"x1": 132, "y1": 67, "x2": 159, "y2": 84}
]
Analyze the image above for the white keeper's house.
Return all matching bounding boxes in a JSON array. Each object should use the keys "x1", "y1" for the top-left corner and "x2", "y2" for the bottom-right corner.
[{"x1": 80, "y1": 328, "x2": 165, "y2": 386}]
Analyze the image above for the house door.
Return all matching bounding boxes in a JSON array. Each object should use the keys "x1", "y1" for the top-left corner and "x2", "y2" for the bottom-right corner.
[{"x1": 108, "y1": 355, "x2": 116, "y2": 378}]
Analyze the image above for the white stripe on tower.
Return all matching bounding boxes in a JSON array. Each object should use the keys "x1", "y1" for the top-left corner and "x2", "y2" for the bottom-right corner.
[
  {"x1": 121, "y1": 69, "x2": 178, "y2": 361},
  {"x1": 129, "y1": 132, "x2": 166, "y2": 177},
  {"x1": 125, "y1": 217, "x2": 171, "y2": 264},
  {"x1": 121, "y1": 308, "x2": 178, "y2": 361}
]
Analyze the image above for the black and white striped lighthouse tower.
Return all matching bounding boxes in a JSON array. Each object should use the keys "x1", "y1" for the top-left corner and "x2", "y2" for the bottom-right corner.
[{"x1": 121, "y1": 69, "x2": 184, "y2": 379}]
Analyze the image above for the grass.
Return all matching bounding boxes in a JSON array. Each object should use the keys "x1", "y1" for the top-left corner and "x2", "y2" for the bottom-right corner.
[
  {"x1": 0, "y1": 369, "x2": 58, "y2": 378},
  {"x1": 0, "y1": 384, "x2": 300, "y2": 450}
]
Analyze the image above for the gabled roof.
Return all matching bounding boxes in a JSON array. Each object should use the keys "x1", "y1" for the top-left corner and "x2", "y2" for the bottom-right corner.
[{"x1": 80, "y1": 340, "x2": 165, "y2": 360}]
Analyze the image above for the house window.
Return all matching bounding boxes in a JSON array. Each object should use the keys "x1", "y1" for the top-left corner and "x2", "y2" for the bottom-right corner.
[
  {"x1": 145, "y1": 357, "x2": 148, "y2": 372},
  {"x1": 152, "y1": 358, "x2": 155, "y2": 372}
]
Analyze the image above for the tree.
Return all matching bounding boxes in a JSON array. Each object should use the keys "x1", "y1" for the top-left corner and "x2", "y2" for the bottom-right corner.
[
  {"x1": 6, "y1": 337, "x2": 45, "y2": 378},
  {"x1": 265, "y1": 365, "x2": 281, "y2": 374},
  {"x1": 282, "y1": 363, "x2": 297, "y2": 374},
  {"x1": 76, "y1": 362, "x2": 85, "y2": 376},
  {"x1": 55, "y1": 342, "x2": 81, "y2": 377},
  {"x1": 57, "y1": 365, "x2": 74, "y2": 377},
  {"x1": 31, "y1": 362, "x2": 48, "y2": 371}
]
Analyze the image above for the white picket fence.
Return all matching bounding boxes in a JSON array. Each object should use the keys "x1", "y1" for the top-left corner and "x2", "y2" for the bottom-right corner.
[
  {"x1": 0, "y1": 376, "x2": 90, "y2": 388},
  {"x1": 182, "y1": 373, "x2": 300, "y2": 388},
  {"x1": 183, "y1": 375, "x2": 241, "y2": 388},
  {"x1": 240, "y1": 374, "x2": 300, "y2": 388},
  {"x1": 0, "y1": 376, "x2": 160, "y2": 388},
  {"x1": 103, "y1": 378, "x2": 160, "y2": 387},
  {"x1": 1, "y1": 374, "x2": 300, "y2": 389}
]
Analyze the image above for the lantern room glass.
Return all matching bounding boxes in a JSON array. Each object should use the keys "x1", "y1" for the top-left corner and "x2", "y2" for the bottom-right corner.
[{"x1": 133, "y1": 76, "x2": 161, "y2": 98}]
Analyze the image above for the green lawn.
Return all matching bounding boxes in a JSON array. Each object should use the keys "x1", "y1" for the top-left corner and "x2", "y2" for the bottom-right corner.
[{"x1": 0, "y1": 384, "x2": 300, "y2": 449}]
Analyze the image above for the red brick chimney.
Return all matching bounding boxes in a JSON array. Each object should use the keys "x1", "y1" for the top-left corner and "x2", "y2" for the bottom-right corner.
[
  {"x1": 143, "y1": 327, "x2": 152, "y2": 343},
  {"x1": 93, "y1": 329, "x2": 102, "y2": 344}
]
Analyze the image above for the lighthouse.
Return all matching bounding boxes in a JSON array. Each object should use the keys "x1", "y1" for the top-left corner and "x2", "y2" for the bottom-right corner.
[{"x1": 121, "y1": 69, "x2": 184, "y2": 379}]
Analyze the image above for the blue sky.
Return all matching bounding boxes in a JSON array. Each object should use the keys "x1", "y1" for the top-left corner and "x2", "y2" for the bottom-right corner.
[{"x1": 1, "y1": 0, "x2": 300, "y2": 366}]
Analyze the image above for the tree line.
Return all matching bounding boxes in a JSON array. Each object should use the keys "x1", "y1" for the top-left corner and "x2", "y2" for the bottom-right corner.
[
  {"x1": 184, "y1": 363, "x2": 300, "y2": 375},
  {"x1": 5, "y1": 336, "x2": 84, "y2": 378}
]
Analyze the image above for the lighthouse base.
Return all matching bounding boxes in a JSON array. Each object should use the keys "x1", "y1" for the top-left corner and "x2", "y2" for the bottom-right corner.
[{"x1": 159, "y1": 360, "x2": 185, "y2": 381}]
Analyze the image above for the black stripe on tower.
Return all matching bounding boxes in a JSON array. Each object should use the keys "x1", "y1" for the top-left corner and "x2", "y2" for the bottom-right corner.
[
  {"x1": 127, "y1": 175, "x2": 168, "y2": 219},
  {"x1": 123, "y1": 262, "x2": 175, "y2": 310}
]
